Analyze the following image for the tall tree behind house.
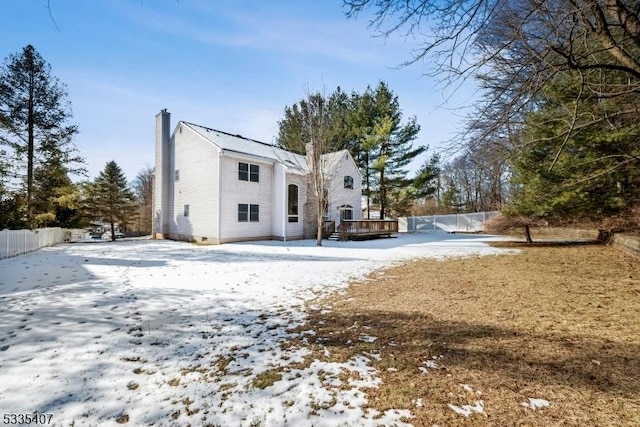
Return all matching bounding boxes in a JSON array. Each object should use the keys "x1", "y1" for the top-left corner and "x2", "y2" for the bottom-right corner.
[{"x1": 0, "y1": 44, "x2": 83, "y2": 227}]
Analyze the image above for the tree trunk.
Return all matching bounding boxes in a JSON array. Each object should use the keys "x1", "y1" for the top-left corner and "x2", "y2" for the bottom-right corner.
[
  {"x1": 524, "y1": 224, "x2": 533, "y2": 243},
  {"x1": 316, "y1": 197, "x2": 323, "y2": 246},
  {"x1": 110, "y1": 221, "x2": 116, "y2": 242},
  {"x1": 379, "y1": 167, "x2": 386, "y2": 219},
  {"x1": 27, "y1": 72, "x2": 35, "y2": 225},
  {"x1": 365, "y1": 152, "x2": 371, "y2": 219}
]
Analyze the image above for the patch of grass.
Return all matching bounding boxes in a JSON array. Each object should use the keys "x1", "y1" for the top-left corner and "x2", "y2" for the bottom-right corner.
[
  {"x1": 299, "y1": 244, "x2": 640, "y2": 426},
  {"x1": 115, "y1": 414, "x2": 129, "y2": 424},
  {"x1": 251, "y1": 370, "x2": 282, "y2": 389}
]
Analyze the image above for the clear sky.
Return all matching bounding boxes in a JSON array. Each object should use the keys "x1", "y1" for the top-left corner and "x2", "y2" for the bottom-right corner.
[{"x1": 1, "y1": 0, "x2": 477, "y2": 182}]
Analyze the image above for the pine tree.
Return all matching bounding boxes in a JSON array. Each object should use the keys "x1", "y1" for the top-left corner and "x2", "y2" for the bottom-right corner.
[
  {"x1": 278, "y1": 82, "x2": 434, "y2": 220},
  {"x1": 0, "y1": 44, "x2": 83, "y2": 226},
  {"x1": 368, "y1": 82, "x2": 424, "y2": 219},
  {"x1": 93, "y1": 161, "x2": 135, "y2": 241}
]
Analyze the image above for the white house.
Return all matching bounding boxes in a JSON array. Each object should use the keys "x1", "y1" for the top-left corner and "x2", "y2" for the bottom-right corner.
[{"x1": 153, "y1": 110, "x2": 362, "y2": 244}]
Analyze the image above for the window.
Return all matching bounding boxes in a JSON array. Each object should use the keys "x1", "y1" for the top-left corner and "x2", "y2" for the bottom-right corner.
[
  {"x1": 238, "y1": 204, "x2": 259, "y2": 222},
  {"x1": 175, "y1": 170, "x2": 180, "y2": 181},
  {"x1": 238, "y1": 204, "x2": 248, "y2": 222},
  {"x1": 339, "y1": 204, "x2": 353, "y2": 221},
  {"x1": 250, "y1": 204, "x2": 259, "y2": 222},
  {"x1": 249, "y1": 164, "x2": 259, "y2": 182},
  {"x1": 344, "y1": 175, "x2": 354, "y2": 189},
  {"x1": 288, "y1": 184, "x2": 299, "y2": 223},
  {"x1": 238, "y1": 163, "x2": 248, "y2": 181},
  {"x1": 239, "y1": 162, "x2": 260, "y2": 182},
  {"x1": 183, "y1": 204, "x2": 189, "y2": 217}
]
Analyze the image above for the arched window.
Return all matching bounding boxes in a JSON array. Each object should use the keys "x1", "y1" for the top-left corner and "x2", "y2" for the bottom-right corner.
[
  {"x1": 288, "y1": 184, "x2": 299, "y2": 223},
  {"x1": 344, "y1": 175, "x2": 354, "y2": 189}
]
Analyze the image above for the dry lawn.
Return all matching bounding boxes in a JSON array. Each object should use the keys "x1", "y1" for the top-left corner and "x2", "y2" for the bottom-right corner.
[{"x1": 295, "y1": 242, "x2": 640, "y2": 426}]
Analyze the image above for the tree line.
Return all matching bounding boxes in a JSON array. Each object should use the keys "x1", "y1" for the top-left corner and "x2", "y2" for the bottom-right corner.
[
  {"x1": 277, "y1": 82, "x2": 440, "y2": 221},
  {"x1": 345, "y1": 0, "x2": 640, "y2": 231},
  {"x1": 0, "y1": 45, "x2": 154, "y2": 237}
]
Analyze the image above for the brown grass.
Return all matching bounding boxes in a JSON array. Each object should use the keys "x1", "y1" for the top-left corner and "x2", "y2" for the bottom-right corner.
[{"x1": 295, "y1": 242, "x2": 640, "y2": 426}]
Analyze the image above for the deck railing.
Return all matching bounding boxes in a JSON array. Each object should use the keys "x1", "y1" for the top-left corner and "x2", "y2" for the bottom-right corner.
[{"x1": 337, "y1": 219, "x2": 398, "y2": 239}]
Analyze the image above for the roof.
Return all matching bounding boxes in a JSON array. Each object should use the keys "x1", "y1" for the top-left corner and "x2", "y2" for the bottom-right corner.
[
  {"x1": 181, "y1": 121, "x2": 307, "y2": 170},
  {"x1": 180, "y1": 121, "x2": 357, "y2": 175}
]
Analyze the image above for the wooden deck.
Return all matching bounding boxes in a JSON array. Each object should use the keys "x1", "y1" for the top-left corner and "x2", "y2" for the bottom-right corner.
[{"x1": 332, "y1": 219, "x2": 399, "y2": 241}]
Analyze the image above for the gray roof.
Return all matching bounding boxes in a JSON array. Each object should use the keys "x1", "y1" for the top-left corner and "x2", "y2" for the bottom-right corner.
[
  {"x1": 181, "y1": 121, "x2": 306, "y2": 170},
  {"x1": 181, "y1": 121, "x2": 351, "y2": 173}
]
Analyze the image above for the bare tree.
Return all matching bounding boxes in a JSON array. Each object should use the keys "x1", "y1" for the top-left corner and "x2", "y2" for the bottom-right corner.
[
  {"x1": 132, "y1": 167, "x2": 154, "y2": 236},
  {"x1": 282, "y1": 90, "x2": 345, "y2": 246},
  {"x1": 346, "y1": 0, "x2": 640, "y2": 223},
  {"x1": 345, "y1": 0, "x2": 640, "y2": 146}
]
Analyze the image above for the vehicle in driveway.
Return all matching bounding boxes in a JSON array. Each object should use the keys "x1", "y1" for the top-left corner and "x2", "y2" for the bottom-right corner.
[{"x1": 102, "y1": 231, "x2": 125, "y2": 239}]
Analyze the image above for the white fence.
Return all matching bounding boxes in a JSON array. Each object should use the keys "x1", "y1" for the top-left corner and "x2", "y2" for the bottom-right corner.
[
  {"x1": 0, "y1": 228, "x2": 87, "y2": 260},
  {"x1": 399, "y1": 211, "x2": 499, "y2": 233}
]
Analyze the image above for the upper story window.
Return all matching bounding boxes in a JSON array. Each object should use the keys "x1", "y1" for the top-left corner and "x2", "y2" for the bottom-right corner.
[
  {"x1": 175, "y1": 169, "x2": 180, "y2": 181},
  {"x1": 288, "y1": 184, "x2": 299, "y2": 223},
  {"x1": 344, "y1": 175, "x2": 354, "y2": 189},
  {"x1": 239, "y1": 162, "x2": 259, "y2": 182}
]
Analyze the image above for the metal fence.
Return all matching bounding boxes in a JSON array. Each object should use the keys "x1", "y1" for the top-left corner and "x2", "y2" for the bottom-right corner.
[
  {"x1": 0, "y1": 228, "x2": 87, "y2": 260},
  {"x1": 398, "y1": 211, "x2": 499, "y2": 233}
]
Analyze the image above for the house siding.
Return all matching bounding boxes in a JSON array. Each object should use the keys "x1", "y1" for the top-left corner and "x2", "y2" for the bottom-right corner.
[
  {"x1": 219, "y1": 153, "x2": 275, "y2": 242},
  {"x1": 285, "y1": 173, "x2": 306, "y2": 239},
  {"x1": 272, "y1": 163, "x2": 285, "y2": 239},
  {"x1": 155, "y1": 112, "x2": 364, "y2": 244},
  {"x1": 326, "y1": 152, "x2": 363, "y2": 225},
  {"x1": 170, "y1": 124, "x2": 220, "y2": 241}
]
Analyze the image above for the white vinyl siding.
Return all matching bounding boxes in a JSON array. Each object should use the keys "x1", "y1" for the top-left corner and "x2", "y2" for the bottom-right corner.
[
  {"x1": 326, "y1": 152, "x2": 362, "y2": 225},
  {"x1": 219, "y1": 154, "x2": 274, "y2": 241},
  {"x1": 171, "y1": 125, "x2": 220, "y2": 239}
]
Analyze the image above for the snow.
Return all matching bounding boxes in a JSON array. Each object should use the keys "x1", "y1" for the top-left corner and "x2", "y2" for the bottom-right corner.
[
  {"x1": 448, "y1": 401, "x2": 485, "y2": 417},
  {"x1": 521, "y1": 398, "x2": 551, "y2": 410},
  {"x1": 0, "y1": 232, "x2": 511, "y2": 426}
]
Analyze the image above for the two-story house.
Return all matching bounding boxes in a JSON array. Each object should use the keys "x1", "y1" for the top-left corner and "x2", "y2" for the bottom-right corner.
[{"x1": 153, "y1": 110, "x2": 362, "y2": 244}]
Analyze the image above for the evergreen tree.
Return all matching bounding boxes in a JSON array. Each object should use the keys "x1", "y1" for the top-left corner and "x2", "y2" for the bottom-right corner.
[
  {"x1": 0, "y1": 44, "x2": 83, "y2": 226},
  {"x1": 367, "y1": 82, "x2": 424, "y2": 219},
  {"x1": 278, "y1": 82, "x2": 434, "y2": 220},
  {"x1": 277, "y1": 86, "x2": 355, "y2": 154},
  {"x1": 93, "y1": 161, "x2": 136, "y2": 241}
]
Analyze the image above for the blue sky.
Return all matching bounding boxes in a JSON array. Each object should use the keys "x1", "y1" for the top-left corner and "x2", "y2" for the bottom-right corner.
[{"x1": 1, "y1": 0, "x2": 477, "y2": 181}]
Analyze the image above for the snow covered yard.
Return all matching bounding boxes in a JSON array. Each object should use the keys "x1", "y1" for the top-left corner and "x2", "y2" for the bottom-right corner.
[{"x1": 0, "y1": 232, "x2": 510, "y2": 426}]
